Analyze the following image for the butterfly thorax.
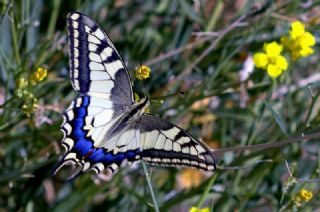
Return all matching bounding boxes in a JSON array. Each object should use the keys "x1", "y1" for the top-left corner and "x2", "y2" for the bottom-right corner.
[
  {"x1": 105, "y1": 97, "x2": 150, "y2": 138},
  {"x1": 129, "y1": 97, "x2": 150, "y2": 119}
]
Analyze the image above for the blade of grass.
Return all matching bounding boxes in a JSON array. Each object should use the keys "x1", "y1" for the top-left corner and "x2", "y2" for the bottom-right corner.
[
  {"x1": 196, "y1": 174, "x2": 217, "y2": 208},
  {"x1": 301, "y1": 87, "x2": 320, "y2": 133},
  {"x1": 205, "y1": 0, "x2": 224, "y2": 32},
  {"x1": 46, "y1": 0, "x2": 61, "y2": 38},
  {"x1": 142, "y1": 161, "x2": 160, "y2": 212},
  {"x1": 10, "y1": 7, "x2": 21, "y2": 65}
]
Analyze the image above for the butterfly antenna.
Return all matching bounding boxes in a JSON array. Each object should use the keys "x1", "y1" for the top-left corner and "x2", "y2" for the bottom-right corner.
[{"x1": 150, "y1": 90, "x2": 185, "y2": 101}]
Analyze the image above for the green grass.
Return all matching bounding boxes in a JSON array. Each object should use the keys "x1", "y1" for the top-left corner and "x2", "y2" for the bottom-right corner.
[{"x1": 0, "y1": 0, "x2": 319, "y2": 211}]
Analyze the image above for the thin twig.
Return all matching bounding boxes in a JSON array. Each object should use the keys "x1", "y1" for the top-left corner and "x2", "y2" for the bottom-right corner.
[
  {"x1": 175, "y1": 15, "x2": 247, "y2": 82},
  {"x1": 191, "y1": 31, "x2": 220, "y2": 37},
  {"x1": 271, "y1": 73, "x2": 320, "y2": 99},
  {"x1": 271, "y1": 12, "x2": 296, "y2": 22},
  {"x1": 144, "y1": 37, "x2": 212, "y2": 66},
  {"x1": 216, "y1": 135, "x2": 320, "y2": 183},
  {"x1": 282, "y1": 159, "x2": 320, "y2": 183},
  {"x1": 281, "y1": 150, "x2": 320, "y2": 183},
  {"x1": 214, "y1": 131, "x2": 320, "y2": 156},
  {"x1": 217, "y1": 159, "x2": 274, "y2": 170},
  {"x1": 281, "y1": 150, "x2": 293, "y2": 177}
]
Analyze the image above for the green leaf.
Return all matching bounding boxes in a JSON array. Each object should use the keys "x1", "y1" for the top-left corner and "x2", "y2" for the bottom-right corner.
[{"x1": 264, "y1": 101, "x2": 288, "y2": 136}]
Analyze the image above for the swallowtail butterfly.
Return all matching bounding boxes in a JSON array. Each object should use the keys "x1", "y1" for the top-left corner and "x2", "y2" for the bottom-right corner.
[{"x1": 53, "y1": 12, "x2": 216, "y2": 179}]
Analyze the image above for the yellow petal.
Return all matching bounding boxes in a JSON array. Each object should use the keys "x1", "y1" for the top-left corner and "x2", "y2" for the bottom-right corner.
[
  {"x1": 189, "y1": 207, "x2": 199, "y2": 212},
  {"x1": 301, "y1": 32, "x2": 316, "y2": 46},
  {"x1": 290, "y1": 21, "x2": 305, "y2": 39},
  {"x1": 253, "y1": 53, "x2": 268, "y2": 68},
  {"x1": 300, "y1": 189, "x2": 313, "y2": 201},
  {"x1": 276, "y1": 56, "x2": 288, "y2": 70},
  {"x1": 200, "y1": 208, "x2": 210, "y2": 212},
  {"x1": 264, "y1": 42, "x2": 283, "y2": 57},
  {"x1": 267, "y1": 64, "x2": 282, "y2": 78},
  {"x1": 299, "y1": 46, "x2": 314, "y2": 57}
]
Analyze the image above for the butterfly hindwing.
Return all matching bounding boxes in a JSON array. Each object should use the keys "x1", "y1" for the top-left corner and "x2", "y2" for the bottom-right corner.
[
  {"x1": 67, "y1": 12, "x2": 134, "y2": 105},
  {"x1": 135, "y1": 114, "x2": 216, "y2": 171},
  {"x1": 57, "y1": 95, "x2": 141, "y2": 177}
]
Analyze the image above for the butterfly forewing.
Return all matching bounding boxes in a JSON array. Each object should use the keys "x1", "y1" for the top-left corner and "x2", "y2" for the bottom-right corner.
[{"x1": 67, "y1": 12, "x2": 134, "y2": 105}]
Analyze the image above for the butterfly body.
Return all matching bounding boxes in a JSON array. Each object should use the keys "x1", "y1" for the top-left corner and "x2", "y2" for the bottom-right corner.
[{"x1": 54, "y1": 12, "x2": 216, "y2": 179}]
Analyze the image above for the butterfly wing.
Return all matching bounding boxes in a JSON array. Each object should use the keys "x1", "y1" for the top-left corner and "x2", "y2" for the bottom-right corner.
[
  {"x1": 67, "y1": 12, "x2": 134, "y2": 104},
  {"x1": 135, "y1": 114, "x2": 216, "y2": 171},
  {"x1": 54, "y1": 12, "x2": 136, "y2": 178}
]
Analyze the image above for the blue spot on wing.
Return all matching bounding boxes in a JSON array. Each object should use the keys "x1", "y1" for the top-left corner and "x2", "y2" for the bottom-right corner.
[
  {"x1": 70, "y1": 96, "x2": 93, "y2": 157},
  {"x1": 87, "y1": 149, "x2": 141, "y2": 166}
]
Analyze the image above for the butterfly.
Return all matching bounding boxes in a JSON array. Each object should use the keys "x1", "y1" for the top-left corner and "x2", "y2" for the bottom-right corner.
[{"x1": 53, "y1": 12, "x2": 216, "y2": 180}]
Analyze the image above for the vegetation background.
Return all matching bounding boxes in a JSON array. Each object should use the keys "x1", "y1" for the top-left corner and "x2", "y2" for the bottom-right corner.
[{"x1": 0, "y1": 0, "x2": 319, "y2": 211}]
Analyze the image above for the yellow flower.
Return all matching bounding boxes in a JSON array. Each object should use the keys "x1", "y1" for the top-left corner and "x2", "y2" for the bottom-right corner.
[
  {"x1": 293, "y1": 189, "x2": 313, "y2": 206},
  {"x1": 253, "y1": 42, "x2": 288, "y2": 78},
  {"x1": 299, "y1": 189, "x2": 313, "y2": 201},
  {"x1": 135, "y1": 65, "x2": 150, "y2": 80},
  {"x1": 30, "y1": 67, "x2": 47, "y2": 85},
  {"x1": 281, "y1": 21, "x2": 316, "y2": 60},
  {"x1": 189, "y1": 207, "x2": 210, "y2": 212}
]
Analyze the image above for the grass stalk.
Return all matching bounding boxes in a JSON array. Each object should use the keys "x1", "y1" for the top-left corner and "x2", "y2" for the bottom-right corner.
[
  {"x1": 301, "y1": 89, "x2": 320, "y2": 133},
  {"x1": 46, "y1": 0, "x2": 61, "y2": 38},
  {"x1": 142, "y1": 162, "x2": 160, "y2": 212},
  {"x1": 10, "y1": 8, "x2": 21, "y2": 65},
  {"x1": 196, "y1": 174, "x2": 217, "y2": 208}
]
